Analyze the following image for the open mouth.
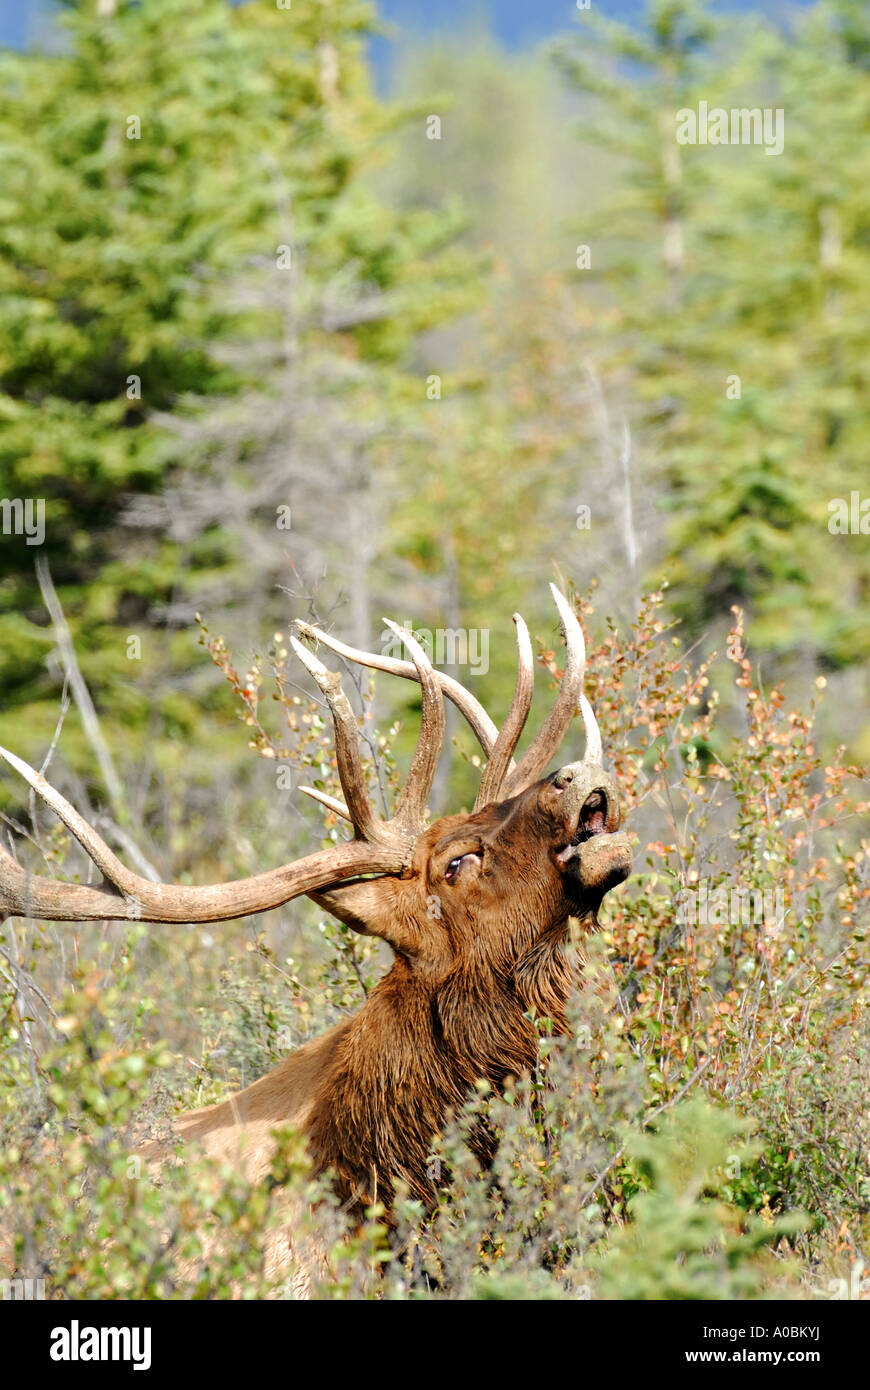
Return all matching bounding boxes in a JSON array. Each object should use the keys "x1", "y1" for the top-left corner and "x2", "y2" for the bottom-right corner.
[{"x1": 556, "y1": 789, "x2": 609, "y2": 863}]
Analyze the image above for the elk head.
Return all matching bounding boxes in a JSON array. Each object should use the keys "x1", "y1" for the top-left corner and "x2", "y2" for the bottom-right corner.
[
  {"x1": 311, "y1": 751, "x2": 628, "y2": 995},
  {"x1": 300, "y1": 589, "x2": 629, "y2": 1009},
  {"x1": 0, "y1": 586, "x2": 630, "y2": 1220}
]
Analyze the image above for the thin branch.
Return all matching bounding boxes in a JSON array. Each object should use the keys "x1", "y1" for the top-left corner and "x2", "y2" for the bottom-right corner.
[{"x1": 34, "y1": 555, "x2": 130, "y2": 827}]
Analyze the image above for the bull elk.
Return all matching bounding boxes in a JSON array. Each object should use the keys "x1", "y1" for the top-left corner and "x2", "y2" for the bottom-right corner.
[{"x1": 0, "y1": 585, "x2": 630, "y2": 1286}]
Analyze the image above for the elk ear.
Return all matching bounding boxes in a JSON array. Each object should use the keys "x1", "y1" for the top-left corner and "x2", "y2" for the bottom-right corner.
[{"x1": 307, "y1": 877, "x2": 421, "y2": 957}]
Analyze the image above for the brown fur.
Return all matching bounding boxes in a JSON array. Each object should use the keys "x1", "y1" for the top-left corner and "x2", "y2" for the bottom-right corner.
[{"x1": 151, "y1": 766, "x2": 631, "y2": 1239}]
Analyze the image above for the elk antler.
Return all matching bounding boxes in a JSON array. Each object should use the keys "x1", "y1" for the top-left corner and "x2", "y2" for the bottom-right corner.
[
  {"x1": 290, "y1": 618, "x2": 445, "y2": 844},
  {"x1": 291, "y1": 621, "x2": 501, "y2": 756},
  {"x1": 501, "y1": 585, "x2": 601, "y2": 796},
  {"x1": 0, "y1": 589, "x2": 603, "y2": 925},
  {"x1": 0, "y1": 764, "x2": 403, "y2": 925},
  {"x1": 473, "y1": 613, "x2": 533, "y2": 811},
  {"x1": 297, "y1": 584, "x2": 602, "y2": 808}
]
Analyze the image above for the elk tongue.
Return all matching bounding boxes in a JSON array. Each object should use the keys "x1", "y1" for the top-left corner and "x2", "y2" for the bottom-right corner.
[
  {"x1": 557, "y1": 792, "x2": 608, "y2": 863},
  {"x1": 560, "y1": 830, "x2": 632, "y2": 889},
  {"x1": 556, "y1": 829, "x2": 586, "y2": 865}
]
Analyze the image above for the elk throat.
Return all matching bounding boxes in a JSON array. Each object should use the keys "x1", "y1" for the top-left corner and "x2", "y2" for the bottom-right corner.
[{"x1": 305, "y1": 940, "x2": 575, "y2": 1218}]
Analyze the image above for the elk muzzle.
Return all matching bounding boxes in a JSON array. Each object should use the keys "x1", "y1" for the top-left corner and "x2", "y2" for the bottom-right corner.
[{"x1": 548, "y1": 760, "x2": 631, "y2": 898}]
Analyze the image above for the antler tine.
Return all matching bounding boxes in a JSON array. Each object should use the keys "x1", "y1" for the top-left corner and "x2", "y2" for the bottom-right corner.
[
  {"x1": 289, "y1": 636, "x2": 382, "y2": 844},
  {"x1": 502, "y1": 585, "x2": 587, "y2": 798},
  {"x1": 474, "y1": 613, "x2": 534, "y2": 811},
  {"x1": 383, "y1": 620, "x2": 446, "y2": 835},
  {"x1": 0, "y1": 749, "x2": 405, "y2": 924},
  {"x1": 0, "y1": 745, "x2": 141, "y2": 898},
  {"x1": 298, "y1": 785, "x2": 352, "y2": 823},
  {"x1": 294, "y1": 621, "x2": 498, "y2": 760},
  {"x1": 580, "y1": 692, "x2": 603, "y2": 766}
]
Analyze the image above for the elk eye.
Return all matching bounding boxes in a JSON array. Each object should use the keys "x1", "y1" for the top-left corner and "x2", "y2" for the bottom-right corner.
[{"x1": 445, "y1": 853, "x2": 479, "y2": 883}]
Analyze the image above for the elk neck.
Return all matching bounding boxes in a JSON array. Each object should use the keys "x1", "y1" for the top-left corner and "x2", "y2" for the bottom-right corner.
[{"x1": 305, "y1": 916, "x2": 579, "y2": 1217}]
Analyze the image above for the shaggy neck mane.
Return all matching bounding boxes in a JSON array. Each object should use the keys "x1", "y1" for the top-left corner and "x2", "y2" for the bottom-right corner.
[{"x1": 305, "y1": 916, "x2": 581, "y2": 1218}]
